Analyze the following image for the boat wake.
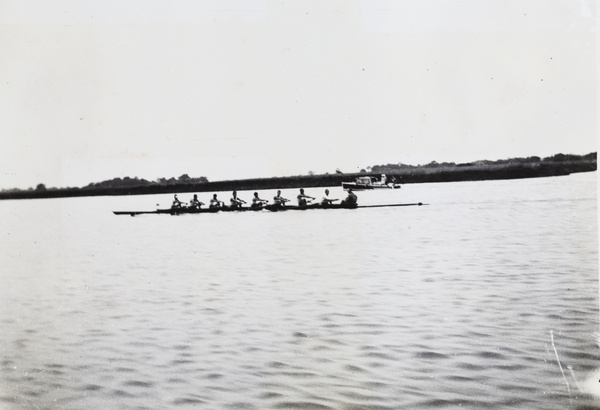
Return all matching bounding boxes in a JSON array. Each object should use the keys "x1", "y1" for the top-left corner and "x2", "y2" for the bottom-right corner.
[{"x1": 580, "y1": 332, "x2": 600, "y2": 399}]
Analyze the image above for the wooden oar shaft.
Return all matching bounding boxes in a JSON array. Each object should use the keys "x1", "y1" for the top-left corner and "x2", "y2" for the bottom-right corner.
[{"x1": 356, "y1": 202, "x2": 425, "y2": 208}]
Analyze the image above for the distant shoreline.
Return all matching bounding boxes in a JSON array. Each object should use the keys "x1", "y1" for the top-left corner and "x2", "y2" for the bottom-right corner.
[{"x1": 0, "y1": 158, "x2": 595, "y2": 201}]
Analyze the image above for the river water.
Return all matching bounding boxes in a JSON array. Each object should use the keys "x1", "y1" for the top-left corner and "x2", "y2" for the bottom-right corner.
[{"x1": 0, "y1": 172, "x2": 598, "y2": 409}]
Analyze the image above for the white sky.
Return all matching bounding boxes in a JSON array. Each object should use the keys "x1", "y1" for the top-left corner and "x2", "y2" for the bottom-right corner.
[{"x1": 0, "y1": 0, "x2": 597, "y2": 189}]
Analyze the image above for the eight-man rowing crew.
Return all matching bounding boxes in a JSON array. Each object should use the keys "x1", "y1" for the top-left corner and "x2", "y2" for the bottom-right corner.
[{"x1": 171, "y1": 188, "x2": 358, "y2": 210}]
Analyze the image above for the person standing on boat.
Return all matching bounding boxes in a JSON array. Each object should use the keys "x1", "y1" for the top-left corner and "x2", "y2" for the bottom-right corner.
[
  {"x1": 230, "y1": 191, "x2": 246, "y2": 209},
  {"x1": 341, "y1": 188, "x2": 358, "y2": 206},
  {"x1": 297, "y1": 189, "x2": 315, "y2": 206},
  {"x1": 209, "y1": 194, "x2": 223, "y2": 208},
  {"x1": 321, "y1": 189, "x2": 339, "y2": 206},
  {"x1": 188, "y1": 194, "x2": 204, "y2": 209},
  {"x1": 172, "y1": 194, "x2": 182, "y2": 209},
  {"x1": 273, "y1": 190, "x2": 289, "y2": 206},
  {"x1": 251, "y1": 192, "x2": 268, "y2": 209}
]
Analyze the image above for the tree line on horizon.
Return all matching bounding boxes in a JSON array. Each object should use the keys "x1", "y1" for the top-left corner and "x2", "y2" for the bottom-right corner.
[
  {"x1": 0, "y1": 174, "x2": 209, "y2": 193},
  {"x1": 2, "y1": 152, "x2": 596, "y2": 193},
  {"x1": 366, "y1": 152, "x2": 596, "y2": 174},
  {"x1": 81, "y1": 174, "x2": 209, "y2": 191}
]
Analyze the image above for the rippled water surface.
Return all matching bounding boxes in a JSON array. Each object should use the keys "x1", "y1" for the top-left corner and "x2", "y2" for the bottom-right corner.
[{"x1": 1, "y1": 172, "x2": 598, "y2": 409}]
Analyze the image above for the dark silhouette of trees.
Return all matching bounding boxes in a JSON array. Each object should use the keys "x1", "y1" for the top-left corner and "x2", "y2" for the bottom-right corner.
[
  {"x1": 370, "y1": 153, "x2": 595, "y2": 174},
  {"x1": 81, "y1": 175, "x2": 208, "y2": 190}
]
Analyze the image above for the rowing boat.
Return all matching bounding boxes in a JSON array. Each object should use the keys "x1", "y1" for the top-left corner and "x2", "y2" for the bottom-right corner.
[{"x1": 113, "y1": 202, "x2": 425, "y2": 216}]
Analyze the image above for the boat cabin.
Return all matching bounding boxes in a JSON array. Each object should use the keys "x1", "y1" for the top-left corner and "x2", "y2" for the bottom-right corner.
[
  {"x1": 355, "y1": 176, "x2": 373, "y2": 185},
  {"x1": 342, "y1": 173, "x2": 398, "y2": 190}
]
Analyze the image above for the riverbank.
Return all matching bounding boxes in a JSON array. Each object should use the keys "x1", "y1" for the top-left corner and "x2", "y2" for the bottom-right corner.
[{"x1": 0, "y1": 158, "x2": 595, "y2": 200}]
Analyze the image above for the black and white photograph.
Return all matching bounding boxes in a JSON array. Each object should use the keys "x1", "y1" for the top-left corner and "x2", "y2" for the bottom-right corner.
[{"x1": 0, "y1": 1, "x2": 598, "y2": 408}]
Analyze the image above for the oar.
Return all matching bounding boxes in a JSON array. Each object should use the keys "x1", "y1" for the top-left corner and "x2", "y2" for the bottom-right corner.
[{"x1": 356, "y1": 202, "x2": 426, "y2": 208}]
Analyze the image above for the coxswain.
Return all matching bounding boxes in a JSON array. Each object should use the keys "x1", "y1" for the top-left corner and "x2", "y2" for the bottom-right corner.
[
  {"x1": 273, "y1": 190, "x2": 290, "y2": 206},
  {"x1": 341, "y1": 188, "x2": 358, "y2": 206},
  {"x1": 209, "y1": 194, "x2": 223, "y2": 208},
  {"x1": 251, "y1": 192, "x2": 268, "y2": 208},
  {"x1": 297, "y1": 188, "x2": 315, "y2": 206},
  {"x1": 188, "y1": 194, "x2": 204, "y2": 210},
  {"x1": 172, "y1": 194, "x2": 182, "y2": 209},
  {"x1": 321, "y1": 189, "x2": 339, "y2": 206},
  {"x1": 230, "y1": 191, "x2": 246, "y2": 209}
]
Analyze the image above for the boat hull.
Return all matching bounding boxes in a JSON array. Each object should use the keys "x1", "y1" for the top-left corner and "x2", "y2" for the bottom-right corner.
[{"x1": 265, "y1": 203, "x2": 357, "y2": 211}]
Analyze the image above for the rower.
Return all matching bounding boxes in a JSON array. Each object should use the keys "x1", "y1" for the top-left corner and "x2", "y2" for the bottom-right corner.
[
  {"x1": 209, "y1": 194, "x2": 223, "y2": 208},
  {"x1": 188, "y1": 194, "x2": 204, "y2": 209},
  {"x1": 273, "y1": 190, "x2": 289, "y2": 206},
  {"x1": 251, "y1": 192, "x2": 268, "y2": 208},
  {"x1": 321, "y1": 189, "x2": 339, "y2": 206},
  {"x1": 297, "y1": 188, "x2": 315, "y2": 206},
  {"x1": 230, "y1": 190, "x2": 246, "y2": 209},
  {"x1": 341, "y1": 188, "x2": 358, "y2": 206},
  {"x1": 172, "y1": 194, "x2": 182, "y2": 209}
]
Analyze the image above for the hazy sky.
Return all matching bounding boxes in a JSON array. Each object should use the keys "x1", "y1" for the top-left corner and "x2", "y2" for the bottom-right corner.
[{"x1": 0, "y1": 0, "x2": 596, "y2": 189}]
